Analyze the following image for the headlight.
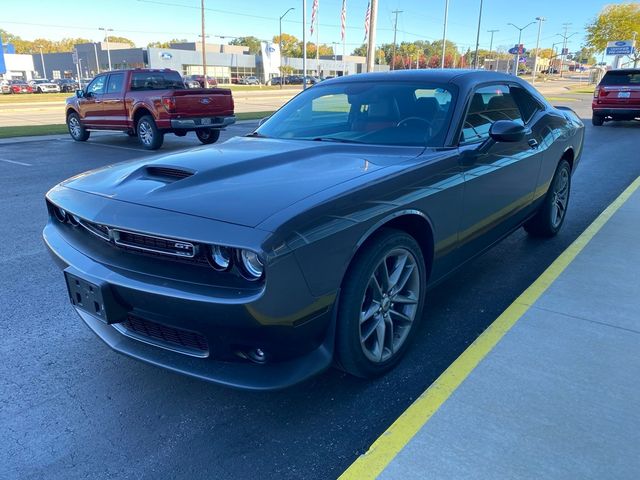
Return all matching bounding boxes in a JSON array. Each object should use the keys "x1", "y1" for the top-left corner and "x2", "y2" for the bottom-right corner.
[
  {"x1": 209, "y1": 245, "x2": 232, "y2": 271},
  {"x1": 54, "y1": 206, "x2": 68, "y2": 223},
  {"x1": 239, "y1": 249, "x2": 264, "y2": 280}
]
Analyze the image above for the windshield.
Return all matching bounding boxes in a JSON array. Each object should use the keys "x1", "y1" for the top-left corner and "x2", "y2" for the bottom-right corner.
[
  {"x1": 130, "y1": 71, "x2": 186, "y2": 90},
  {"x1": 256, "y1": 81, "x2": 456, "y2": 147}
]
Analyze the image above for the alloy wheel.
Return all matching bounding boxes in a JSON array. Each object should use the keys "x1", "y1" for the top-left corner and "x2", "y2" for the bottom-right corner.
[
  {"x1": 138, "y1": 121, "x2": 153, "y2": 145},
  {"x1": 359, "y1": 248, "x2": 421, "y2": 363},
  {"x1": 551, "y1": 167, "x2": 569, "y2": 228},
  {"x1": 68, "y1": 116, "x2": 81, "y2": 138}
]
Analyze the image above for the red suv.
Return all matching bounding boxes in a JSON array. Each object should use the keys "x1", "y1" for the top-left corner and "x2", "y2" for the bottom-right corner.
[{"x1": 592, "y1": 68, "x2": 640, "y2": 126}]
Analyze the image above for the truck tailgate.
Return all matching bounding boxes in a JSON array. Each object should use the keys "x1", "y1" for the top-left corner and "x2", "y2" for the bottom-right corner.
[{"x1": 172, "y1": 88, "x2": 234, "y2": 117}]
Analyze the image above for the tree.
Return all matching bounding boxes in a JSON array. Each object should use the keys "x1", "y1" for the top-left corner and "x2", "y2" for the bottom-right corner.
[
  {"x1": 229, "y1": 36, "x2": 262, "y2": 55},
  {"x1": 585, "y1": 3, "x2": 640, "y2": 66},
  {"x1": 148, "y1": 38, "x2": 188, "y2": 48},
  {"x1": 272, "y1": 33, "x2": 301, "y2": 57},
  {"x1": 105, "y1": 36, "x2": 135, "y2": 47}
]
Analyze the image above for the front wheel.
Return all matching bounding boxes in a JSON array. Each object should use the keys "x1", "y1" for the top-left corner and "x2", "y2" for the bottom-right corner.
[
  {"x1": 137, "y1": 115, "x2": 164, "y2": 150},
  {"x1": 336, "y1": 229, "x2": 427, "y2": 378},
  {"x1": 195, "y1": 128, "x2": 221, "y2": 144},
  {"x1": 524, "y1": 159, "x2": 571, "y2": 238},
  {"x1": 67, "y1": 112, "x2": 90, "y2": 142}
]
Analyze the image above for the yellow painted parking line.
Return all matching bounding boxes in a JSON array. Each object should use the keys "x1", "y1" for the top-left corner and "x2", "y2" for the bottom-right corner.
[{"x1": 339, "y1": 175, "x2": 640, "y2": 480}]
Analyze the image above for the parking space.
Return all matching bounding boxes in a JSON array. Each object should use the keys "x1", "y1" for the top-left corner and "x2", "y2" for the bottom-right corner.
[{"x1": 2, "y1": 95, "x2": 640, "y2": 480}]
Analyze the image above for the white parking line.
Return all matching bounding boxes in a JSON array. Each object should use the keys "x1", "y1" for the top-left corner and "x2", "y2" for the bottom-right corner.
[
  {"x1": 0, "y1": 158, "x2": 32, "y2": 166},
  {"x1": 56, "y1": 138, "x2": 153, "y2": 153}
]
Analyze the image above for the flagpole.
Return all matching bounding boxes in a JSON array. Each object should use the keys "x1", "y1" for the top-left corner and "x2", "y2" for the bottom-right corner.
[
  {"x1": 302, "y1": 0, "x2": 307, "y2": 89},
  {"x1": 316, "y1": 3, "x2": 319, "y2": 76}
]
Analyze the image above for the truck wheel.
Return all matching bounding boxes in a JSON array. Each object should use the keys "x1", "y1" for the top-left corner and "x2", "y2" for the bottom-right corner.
[
  {"x1": 67, "y1": 112, "x2": 90, "y2": 142},
  {"x1": 196, "y1": 128, "x2": 220, "y2": 145},
  {"x1": 125, "y1": 130, "x2": 137, "y2": 137},
  {"x1": 592, "y1": 114, "x2": 604, "y2": 126},
  {"x1": 137, "y1": 115, "x2": 164, "y2": 150}
]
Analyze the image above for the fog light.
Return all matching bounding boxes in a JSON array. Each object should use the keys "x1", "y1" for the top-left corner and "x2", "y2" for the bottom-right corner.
[
  {"x1": 68, "y1": 214, "x2": 80, "y2": 226},
  {"x1": 209, "y1": 245, "x2": 232, "y2": 271},
  {"x1": 54, "y1": 207, "x2": 68, "y2": 223},
  {"x1": 247, "y1": 348, "x2": 267, "y2": 364},
  {"x1": 239, "y1": 249, "x2": 264, "y2": 280}
]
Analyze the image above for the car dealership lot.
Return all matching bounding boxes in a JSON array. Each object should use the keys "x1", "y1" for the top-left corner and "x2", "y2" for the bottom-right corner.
[{"x1": 2, "y1": 95, "x2": 639, "y2": 480}]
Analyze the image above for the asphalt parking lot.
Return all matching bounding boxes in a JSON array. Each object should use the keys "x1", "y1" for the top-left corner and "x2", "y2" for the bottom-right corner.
[{"x1": 2, "y1": 95, "x2": 639, "y2": 480}]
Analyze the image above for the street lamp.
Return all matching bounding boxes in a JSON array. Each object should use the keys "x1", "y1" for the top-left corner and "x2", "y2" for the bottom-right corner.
[
  {"x1": 472, "y1": 0, "x2": 484, "y2": 69},
  {"x1": 99, "y1": 27, "x2": 113, "y2": 70},
  {"x1": 441, "y1": 0, "x2": 450, "y2": 68},
  {"x1": 508, "y1": 21, "x2": 536, "y2": 75},
  {"x1": 532, "y1": 17, "x2": 545, "y2": 84},
  {"x1": 36, "y1": 45, "x2": 46, "y2": 79},
  {"x1": 279, "y1": 7, "x2": 295, "y2": 89},
  {"x1": 93, "y1": 43, "x2": 100, "y2": 75}
]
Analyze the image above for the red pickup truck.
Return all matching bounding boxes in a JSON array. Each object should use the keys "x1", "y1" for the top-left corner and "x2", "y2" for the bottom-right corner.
[{"x1": 65, "y1": 69, "x2": 235, "y2": 150}]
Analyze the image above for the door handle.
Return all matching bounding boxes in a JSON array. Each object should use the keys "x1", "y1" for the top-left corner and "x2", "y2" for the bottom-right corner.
[{"x1": 528, "y1": 139, "x2": 539, "y2": 149}]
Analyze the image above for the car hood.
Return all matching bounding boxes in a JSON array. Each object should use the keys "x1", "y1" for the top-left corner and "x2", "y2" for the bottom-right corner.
[{"x1": 62, "y1": 137, "x2": 422, "y2": 228}]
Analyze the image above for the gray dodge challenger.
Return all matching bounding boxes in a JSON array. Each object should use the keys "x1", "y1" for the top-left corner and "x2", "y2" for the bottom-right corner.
[{"x1": 44, "y1": 70, "x2": 584, "y2": 390}]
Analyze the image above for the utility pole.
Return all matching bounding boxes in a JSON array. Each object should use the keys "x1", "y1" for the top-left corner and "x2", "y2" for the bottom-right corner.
[
  {"x1": 200, "y1": 0, "x2": 208, "y2": 87},
  {"x1": 532, "y1": 17, "x2": 545, "y2": 84},
  {"x1": 473, "y1": 0, "x2": 484, "y2": 69},
  {"x1": 441, "y1": 0, "x2": 449, "y2": 68},
  {"x1": 558, "y1": 23, "x2": 575, "y2": 78},
  {"x1": 487, "y1": 29, "x2": 499, "y2": 54},
  {"x1": 37, "y1": 46, "x2": 46, "y2": 79},
  {"x1": 93, "y1": 43, "x2": 100, "y2": 75},
  {"x1": 303, "y1": 0, "x2": 307, "y2": 89},
  {"x1": 391, "y1": 10, "x2": 402, "y2": 70},
  {"x1": 99, "y1": 27, "x2": 113, "y2": 71},
  {"x1": 279, "y1": 7, "x2": 295, "y2": 89},
  {"x1": 508, "y1": 21, "x2": 535, "y2": 75},
  {"x1": 366, "y1": 0, "x2": 378, "y2": 72}
]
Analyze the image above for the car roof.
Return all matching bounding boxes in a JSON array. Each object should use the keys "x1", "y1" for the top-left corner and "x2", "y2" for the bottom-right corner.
[{"x1": 326, "y1": 69, "x2": 519, "y2": 88}]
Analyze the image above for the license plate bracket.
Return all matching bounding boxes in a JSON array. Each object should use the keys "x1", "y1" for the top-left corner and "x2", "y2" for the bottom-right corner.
[{"x1": 64, "y1": 270, "x2": 127, "y2": 324}]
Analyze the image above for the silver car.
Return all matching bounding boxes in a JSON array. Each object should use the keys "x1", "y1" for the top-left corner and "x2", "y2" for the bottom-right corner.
[{"x1": 30, "y1": 79, "x2": 61, "y2": 93}]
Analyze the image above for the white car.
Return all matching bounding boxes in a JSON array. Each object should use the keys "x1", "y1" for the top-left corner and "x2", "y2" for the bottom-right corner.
[{"x1": 29, "y1": 79, "x2": 61, "y2": 93}]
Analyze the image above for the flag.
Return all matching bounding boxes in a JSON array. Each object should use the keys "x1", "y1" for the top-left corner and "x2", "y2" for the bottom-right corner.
[
  {"x1": 364, "y1": 1, "x2": 371, "y2": 42},
  {"x1": 310, "y1": 0, "x2": 319, "y2": 35},
  {"x1": 341, "y1": 0, "x2": 347, "y2": 41}
]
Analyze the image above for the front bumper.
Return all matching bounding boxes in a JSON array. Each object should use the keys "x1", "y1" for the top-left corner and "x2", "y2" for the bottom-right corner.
[
  {"x1": 42, "y1": 192, "x2": 337, "y2": 390},
  {"x1": 170, "y1": 115, "x2": 236, "y2": 130}
]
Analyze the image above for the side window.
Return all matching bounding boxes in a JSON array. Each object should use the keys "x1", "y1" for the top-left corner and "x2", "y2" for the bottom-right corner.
[
  {"x1": 511, "y1": 87, "x2": 542, "y2": 124},
  {"x1": 106, "y1": 73, "x2": 125, "y2": 94},
  {"x1": 460, "y1": 85, "x2": 523, "y2": 144},
  {"x1": 86, "y1": 76, "x2": 106, "y2": 95}
]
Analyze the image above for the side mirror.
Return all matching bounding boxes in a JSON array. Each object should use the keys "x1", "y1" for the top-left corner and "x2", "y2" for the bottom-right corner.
[
  {"x1": 489, "y1": 120, "x2": 526, "y2": 143},
  {"x1": 75, "y1": 89, "x2": 84, "y2": 98},
  {"x1": 258, "y1": 116, "x2": 270, "y2": 127}
]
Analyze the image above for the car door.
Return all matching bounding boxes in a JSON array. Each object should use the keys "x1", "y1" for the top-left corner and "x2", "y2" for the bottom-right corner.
[
  {"x1": 456, "y1": 83, "x2": 543, "y2": 261},
  {"x1": 101, "y1": 73, "x2": 127, "y2": 128},
  {"x1": 78, "y1": 75, "x2": 107, "y2": 126}
]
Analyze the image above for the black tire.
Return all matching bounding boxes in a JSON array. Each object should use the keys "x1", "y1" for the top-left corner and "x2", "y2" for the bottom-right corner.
[
  {"x1": 335, "y1": 229, "x2": 427, "y2": 378},
  {"x1": 524, "y1": 159, "x2": 571, "y2": 238},
  {"x1": 592, "y1": 114, "x2": 604, "y2": 126},
  {"x1": 196, "y1": 128, "x2": 221, "y2": 144},
  {"x1": 137, "y1": 115, "x2": 164, "y2": 150},
  {"x1": 67, "y1": 112, "x2": 90, "y2": 142},
  {"x1": 125, "y1": 130, "x2": 137, "y2": 137},
  {"x1": 174, "y1": 129, "x2": 187, "y2": 137}
]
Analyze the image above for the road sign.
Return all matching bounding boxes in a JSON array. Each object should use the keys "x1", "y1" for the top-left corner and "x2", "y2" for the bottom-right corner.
[
  {"x1": 606, "y1": 40, "x2": 635, "y2": 56},
  {"x1": 561, "y1": 48, "x2": 569, "y2": 55},
  {"x1": 508, "y1": 44, "x2": 526, "y2": 55},
  {"x1": 72, "y1": 50, "x2": 78, "y2": 65}
]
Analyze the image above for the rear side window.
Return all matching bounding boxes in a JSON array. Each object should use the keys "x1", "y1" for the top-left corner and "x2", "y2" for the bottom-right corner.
[
  {"x1": 460, "y1": 85, "x2": 523, "y2": 144},
  {"x1": 130, "y1": 71, "x2": 185, "y2": 90},
  {"x1": 511, "y1": 87, "x2": 543, "y2": 124},
  {"x1": 106, "y1": 73, "x2": 125, "y2": 94},
  {"x1": 600, "y1": 71, "x2": 640, "y2": 85}
]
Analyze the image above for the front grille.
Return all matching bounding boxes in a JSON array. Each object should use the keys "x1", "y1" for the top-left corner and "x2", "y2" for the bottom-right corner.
[
  {"x1": 78, "y1": 219, "x2": 110, "y2": 241},
  {"x1": 146, "y1": 166, "x2": 194, "y2": 180},
  {"x1": 118, "y1": 314, "x2": 209, "y2": 357},
  {"x1": 113, "y1": 229, "x2": 196, "y2": 258}
]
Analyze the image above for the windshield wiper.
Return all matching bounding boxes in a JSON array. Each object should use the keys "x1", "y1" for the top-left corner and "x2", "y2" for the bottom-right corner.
[{"x1": 312, "y1": 137, "x2": 363, "y2": 144}]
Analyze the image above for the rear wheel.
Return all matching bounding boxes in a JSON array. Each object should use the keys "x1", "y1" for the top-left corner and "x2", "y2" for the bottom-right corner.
[
  {"x1": 524, "y1": 159, "x2": 571, "y2": 238},
  {"x1": 336, "y1": 229, "x2": 427, "y2": 378},
  {"x1": 137, "y1": 115, "x2": 164, "y2": 150},
  {"x1": 592, "y1": 114, "x2": 604, "y2": 126},
  {"x1": 196, "y1": 128, "x2": 221, "y2": 144},
  {"x1": 67, "y1": 112, "x2": 90, "y2": 142}
]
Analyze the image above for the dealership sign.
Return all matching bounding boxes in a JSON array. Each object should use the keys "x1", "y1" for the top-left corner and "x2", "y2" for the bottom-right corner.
[
  {"x1": 159, "y1": 52, "x2": 173, "y2": 60},
  {"x1": 0, "y1": 36, "x2": 6, "y2": 74},
  {"x1": 606, "y1": 40, "x2": 636, "y2": 56}
]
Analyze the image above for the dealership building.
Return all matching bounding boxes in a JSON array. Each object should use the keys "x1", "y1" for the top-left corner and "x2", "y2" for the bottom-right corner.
[{"x1": 24, "y1": 41, "x2": 387, "y2": 84}]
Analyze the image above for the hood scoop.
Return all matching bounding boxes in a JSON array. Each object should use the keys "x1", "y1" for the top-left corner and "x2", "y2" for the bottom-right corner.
[{"x1": 144, "y1": 166, "x2": 195, "y2": 182}]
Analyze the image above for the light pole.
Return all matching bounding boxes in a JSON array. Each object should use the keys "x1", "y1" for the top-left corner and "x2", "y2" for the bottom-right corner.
[
  {"x1": 557, "y1": 24, "x2": 577, "y2": 77},
  {"x1": 632, "y1": 31, "x2": 638, "y2": 68},
  {"x1": 473, "y1": 0, "x2": 484, "y2": 69},
  {"x1": 441, "y1": 0, "x2": 450, "y2": 68},
  {"x1": 391, "y1": 10, "x2": 402, "y2": 70},
  {"x1": 302, "y1": 0, "x2": 307, "y2": 89},
  {"x1": 532, "y1": 16, "x2": 545, "y2": 84},
  {"x1": 508, "y1": 21, "x2": 536, "y2": 75},
  {"x1": 487, "y1": 29, "x2": 499, "y2": 54},
  {"x1": 37, "y1": 46, "x2": 46, "y2": 79},
  {"x1": 365, "y1": 0, "x2": 378, "y2": 72},
  {"x1": 99, "y1": 27, "x2": 113, "y2": 70},
  {"x1": 93, "y1": 43, "x2": 100, "y2": 75},
  {"x1": 279, "y1": 7, "x2": 295, "y2": 89}
]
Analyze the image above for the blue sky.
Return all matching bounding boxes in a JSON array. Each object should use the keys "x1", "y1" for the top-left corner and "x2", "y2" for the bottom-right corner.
[{"x1": 1, "y1": 0, "x2": 630, "y2": 54}]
